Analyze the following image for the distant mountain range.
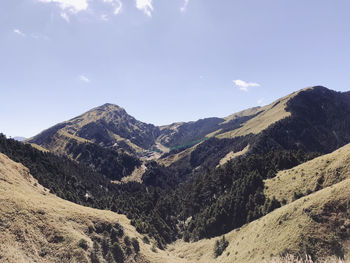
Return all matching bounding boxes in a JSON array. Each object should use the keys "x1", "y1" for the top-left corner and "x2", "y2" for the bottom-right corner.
[{"x1": 13, "y1": 136, "x2": 26, "y2": 141}]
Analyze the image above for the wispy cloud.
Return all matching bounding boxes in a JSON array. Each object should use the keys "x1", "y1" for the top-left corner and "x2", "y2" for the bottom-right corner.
[
  {"x1": 38, "y1": 0, "x2": 88, "y2": 22},
  {"x1": 233, "y1": 79, "x2": 260, "y2": 92},
  {"x1": 79, "y1": 75, "x2": 90, "y2": 83},
  {"x1": 180, "y1": 0, "x2": 189, "y2": 13},
  {"x1": 104, "y1": 0, "x2": 123, "y2": 15},
  {"x1": 38, "y1": 0, "x2": 88, "y2": 13},
  {"x1": 136, "y1": 0, "x2": 153, "y2": 17},
  {"x1": 13, "y1": 29, "x2": 26, "y2": 37},
  {"x1": 14, "y1": 29, "x2": 50, "y2": 40}
]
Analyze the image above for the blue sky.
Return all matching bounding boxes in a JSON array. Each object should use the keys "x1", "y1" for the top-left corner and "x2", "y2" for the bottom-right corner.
[{"x1": 1, "y1": 0, "x2": 350, "y2": 137}]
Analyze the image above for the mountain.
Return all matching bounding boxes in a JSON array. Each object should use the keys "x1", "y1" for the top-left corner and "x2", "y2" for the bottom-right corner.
[
  {"x1": 13, "y1": 136, "x2": 26, "y2": 141},
  {"x1": 27, "y1": 104, "x2": 160, "y2": 180},
  {"x1": 0, "y1": 152, "x2": 162, "y2": 263},
  {"x1": 160, "y1": 86, "x2": 350, "y2": 176},
  {"x1": 165, "y1": 177, "x2": 350, "y2": 262},
  {"x1": 28, "y1": 103, "x2": 160, "y2": 153},
  {"x1": 25, "y1": 88, "x2": 308, "y2": 180},
  {"x1": 265, "y1": 142, "x2": 350, "y2": 204},
  {"x1": 8, "y1": 86, "x2": 350, "y2": 261},
  {"x1": 1, "y1": 139, "x2": 349, "y2": 262}
]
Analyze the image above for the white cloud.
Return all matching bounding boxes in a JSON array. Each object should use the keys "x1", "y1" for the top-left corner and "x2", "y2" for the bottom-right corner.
[
  {"x1": 38, "y1": 0, "x2": 88, "y2": 13},
  {"x1": 14, "y1": 29, "x2": 50, "y2": 40},
  {"x1": 104, "y1": 0, "x2": 122, "y2": 15},
  {"x1": 180, "y1": 0, "x2": 189, "y2": 13},
  {"x1": 233, "y1": 79, "x2": 260, "y2": 92},
  {"x1": 136, "y1": 0, "x2": 153, "y2": 17},
  {"x1": 13, "y1": 29, "x2": 26, "y2": 37},
  {"x1": 60, "y1": 12, "x2": 70, "y2": 22},
  {"x1": 79, "y1": 75, "x2": 90, "y2": 83},
  {"x1": 39, "y1": 0, "x2": 88, "y2": 22}
]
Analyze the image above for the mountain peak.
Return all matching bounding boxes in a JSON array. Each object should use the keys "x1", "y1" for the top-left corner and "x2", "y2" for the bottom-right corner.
[{"x1": 94, "y1": 103, "x2": 125, "y2": 112}]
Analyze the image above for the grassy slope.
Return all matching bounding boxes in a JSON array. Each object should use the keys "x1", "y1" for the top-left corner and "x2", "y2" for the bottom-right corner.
[
  {"x1": 160, "y1": 88, "x2": 310, "y2": 167},
  {"x1": 161, "y1": 178, "x2": 350, "y2": 263},
  {"x1": 0, "y1": 153, "x2": 164, "y2": 263},
  {"x1": 1, "y1": 147, "x2": 349, "y2": 263},
  {"x1": 28, "y1": 103, "x2": 157, "y2": 153},
  {"x1": 217, "y1": 88, "x2": 310, "y2": 139},
  {"x1": 265, "y1": 143, "x2": 350, "y2": 204},
  {"x1": 158, "y1": 144, "x2": 350, "y2": 262}
]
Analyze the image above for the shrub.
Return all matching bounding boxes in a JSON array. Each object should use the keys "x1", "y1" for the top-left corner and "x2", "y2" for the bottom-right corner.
[
  {"x1": 90, "y1": 241, "x2": 102, "y2": 263},
  {"x1": 113, "y1": 222, "x2": 124, "y2": 238},
  {"x1": 105, "y1": 251, "x2": 116, "y2": 263},
  {"x1": 78, "y1": 239, "x2": 89, "y2": 250},
  {"x1": 142, "y1": 236, "x2": 150, "y2": 244},
  {"x1": 213, "y1": 236, "x2": 229, "y2": 258},
  {"x1": 293, "y1": 191, "x2": 305, "y2": 201},
  {"x1": 90, "y1": 252, "x2": 100, "y2": 263},
  {"x1": 151, "y1": 244, "x2": 157, "y2": 253},
  {"x1": 101, "y1": 237, "x2": 110, "y2": 256},
  {"x1": 131, "y1": 237, "x2": 140, "y2": 253},
  {"x1": 124, "y1": 236, "x2": 131, "y2": 246},
  {"x1": 125, "y1": 247, "x2": 132, "y2": 256},
  {"x1": 111, "y1": 242, "x2": 124, "y2": 263}
]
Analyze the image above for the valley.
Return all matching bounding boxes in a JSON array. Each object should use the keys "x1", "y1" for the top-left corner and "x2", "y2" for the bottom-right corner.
[{"x1": 1, "y1": 86, "x2": 350, "y2": 262}]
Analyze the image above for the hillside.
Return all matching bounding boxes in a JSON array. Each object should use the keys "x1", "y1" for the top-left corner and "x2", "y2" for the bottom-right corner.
[
  {"x1": 8, "y1": 86, "x2": 350, "y2": 262},
  {"x1": 161, "y1": 86, "x2": 350, "y2": 176},
  {"x1": 28, "y1": 103, "x2": 160, "y2": 152},
  {"x1": 0, "y1": 153, "x2": 152, "y2": 263},
  {"x1": 158, "y1": 87, "x2": 306, "y2": 169},
  {"x1": 265, "y1": 142, "x2": 350, "y2": 204},
  {"x1": 163, "y1": 178, "x2": 350, "y2": 262},
  {"x1": 1, "y1": 143, "x2": 349, "y2": 262},
  {"x1": 162, "y1": 142, "x2": 350, "y2": 262}
]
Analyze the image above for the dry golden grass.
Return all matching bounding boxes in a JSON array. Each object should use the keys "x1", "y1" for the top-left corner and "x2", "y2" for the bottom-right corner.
[
  {"x1": 30, "y1": 129, "x2": 93, "y2": 157},
  {"x1": 265, "y1": 143, "x2": 350, "y2": 204},
  {"x1": 0, "y1": 153, "x2": 168, "y2": 263},
  {"x1": 29, "y1": 143, "x2": 49, "y2": 152},
  {"x1": 161, "y1": 88, "x2": 311, "y2": 167},
  {"x1": 217, "y1": 88, "x2": 312, "y2": 139},
  {"x1": 121, "y1": 164, "x2": 147, "y2": 184},
  {"x1": 223, "y1": 106, "x2": 262, "y2": 124},
  {"x1": 29, "y1": 104, "x2": 146, "y2": 154},
  {"x1": 268, "y1": 254, "x2": 349, "y2": 263},
  {"x1": 1, "y1": 145, "x2": 349, "y2": 262},
  {"x1": 217, "y1": 144, "x2": 250, "y2": 167},
  {"x1": 112, "y1": 133, "x2": 145, "y2": 153},
  {"x1": 158, "y1": 145, "x2": 196, "y2": 167},
  {"x1": 160, "y1": 178, "x2": 350, "y2": 263}
]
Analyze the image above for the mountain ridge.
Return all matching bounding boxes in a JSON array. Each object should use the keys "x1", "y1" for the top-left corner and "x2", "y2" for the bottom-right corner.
[{"x1": 3, "y1": 85, "x2": 350, "y2": 261}]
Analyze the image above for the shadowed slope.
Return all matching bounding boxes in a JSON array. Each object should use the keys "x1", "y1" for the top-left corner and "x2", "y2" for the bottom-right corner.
[{"x1": 162, "y1": 179, "x2": 350, "y2": 263}]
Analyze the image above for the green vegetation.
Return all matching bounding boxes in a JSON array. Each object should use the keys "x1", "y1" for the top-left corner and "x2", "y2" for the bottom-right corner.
[
  {"x1": 77, "y1": 239, "x2": 88, "y2": 250},
  {"x1": 213, "y1": 236, "x2": 229, "y2": 258},
  {"x1": 131, "y1": 237, "x2": 140, "y2": 253},
  {"x1": 66, "y1": 140, "x2": 141, "y2": 180},
  {"x1": 2, "y1": 86, "x2": 350, "y2": 261},
  {"x1": 169, "y1": 137, "x2": 208, "y2": 152}
]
